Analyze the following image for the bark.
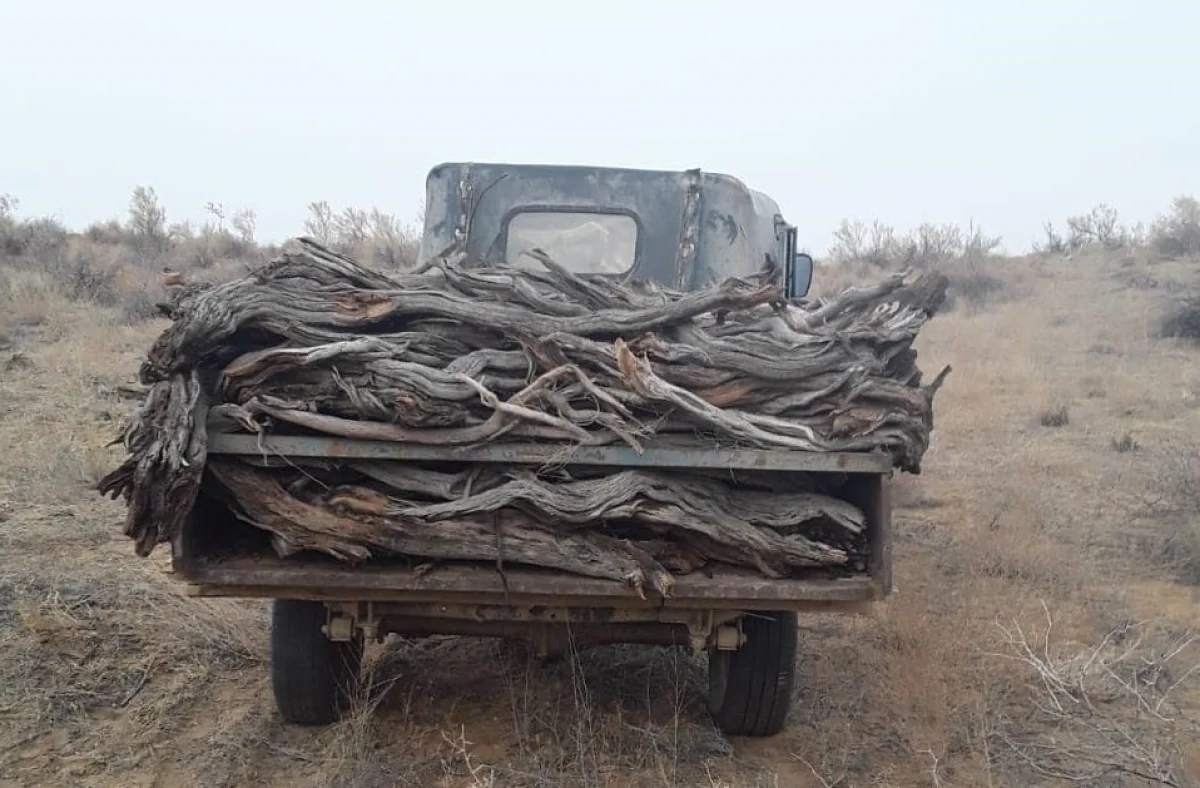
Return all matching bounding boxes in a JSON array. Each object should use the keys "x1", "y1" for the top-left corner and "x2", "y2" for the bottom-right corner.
[
  {"x1": 208, "y1": 460, "x2": 675, "y2": 598},
  {"x1": 98, "y1": 237, "x2": 949, "y2": 580}
]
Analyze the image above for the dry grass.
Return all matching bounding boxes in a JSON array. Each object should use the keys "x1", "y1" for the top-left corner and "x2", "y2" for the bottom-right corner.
[{"x1": 1, "y1": 246, "x2": 1198, "y2": 787}]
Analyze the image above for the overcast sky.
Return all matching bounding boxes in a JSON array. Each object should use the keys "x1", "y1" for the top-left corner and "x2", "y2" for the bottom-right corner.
[{"x1": 2, "y1": 0, "x2": 1196, "y2": 253}]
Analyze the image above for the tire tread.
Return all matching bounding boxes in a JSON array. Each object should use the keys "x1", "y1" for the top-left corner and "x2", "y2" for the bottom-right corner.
[
  {"x1": 709, "y1": 611, "x2": 797, "y2": 736},
  {"x1": 270, "y1": 599, "x2": 362, "y2": 725}
]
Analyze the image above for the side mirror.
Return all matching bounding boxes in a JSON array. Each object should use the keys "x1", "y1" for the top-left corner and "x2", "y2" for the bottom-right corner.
[{"x1": 786, "y1": 252, "x2": 814, "y2": 300}]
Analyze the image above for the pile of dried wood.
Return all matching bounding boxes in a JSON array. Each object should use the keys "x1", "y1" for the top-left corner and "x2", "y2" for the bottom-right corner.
[{"x1": 99, "y1": 239, "x2": 949, "y2": 593}]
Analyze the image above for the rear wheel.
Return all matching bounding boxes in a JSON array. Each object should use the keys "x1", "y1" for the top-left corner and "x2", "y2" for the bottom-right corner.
[
  {"x1": 706, "y1": 611, "x2": 797, "y2": 737},
  {"x1": 270, "y1": 599, "x2": 363, "y2": 725}
]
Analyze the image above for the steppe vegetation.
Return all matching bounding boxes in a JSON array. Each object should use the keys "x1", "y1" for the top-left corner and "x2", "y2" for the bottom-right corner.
[{"x1": 1, "y1": 187, "x2": 1197, "y2": 786}]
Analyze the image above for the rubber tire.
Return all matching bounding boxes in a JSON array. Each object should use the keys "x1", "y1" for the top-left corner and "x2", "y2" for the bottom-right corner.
[
  {"x1": 706, "y1": 611, "x2": 798, "y2": 737},
  {"x1": 270, "y1": 599, "x2": 363, "y2": 725}
]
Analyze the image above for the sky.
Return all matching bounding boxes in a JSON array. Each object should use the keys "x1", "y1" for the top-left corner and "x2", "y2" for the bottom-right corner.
[{"x1": 2, "y1": 0, "x2": 1197, "y2": 254}]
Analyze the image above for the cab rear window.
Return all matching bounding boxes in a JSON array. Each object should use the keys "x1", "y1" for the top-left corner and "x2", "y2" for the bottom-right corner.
[{"x1": 504, "y1": 211, "x2": 636, "y2": 275}]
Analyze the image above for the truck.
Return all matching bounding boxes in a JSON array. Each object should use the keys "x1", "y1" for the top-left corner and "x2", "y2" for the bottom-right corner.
[{"x1": 172, "y1": 162, "x2": 894, "y2": 738}]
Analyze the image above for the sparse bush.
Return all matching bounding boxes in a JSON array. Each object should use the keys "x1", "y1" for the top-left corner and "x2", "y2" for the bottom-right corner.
[
  {"x1": 304, "y1": 200, "x2": 337, "y2": 244},
  {"x1": 1149, "y1": 195, "x2": 1200, "y2": 258},
  {"x1": 128, "y1": 186, "x2": 168, "y2": 252},
  {"x1": 828, "y1": 218, "x2": 1010, "y2": 311},
  {"x1": 121, "y1": 289, "x2": 161, "y2": 324},
  {"x1": 83, "y1": 218, "x2": 126, "y2": 246},
  {"x1": 829, "y1": 218, "x2": 1002, "y2": 272},
  {"x1": 9, "y1": 217, "x2": 69, "y2": 259},
  {"x1": 231, "y1": 208, "x2": 257, "y2": 249},
  {"x1": 365, "y1": 208, "x2": 419, "y2": 267},
  {"x1": 829, "y1": 219, "x2": 999, "y2": 271},
  {"x1": 1039, "y1": 404, "x2": 1069, "y2": 428},
  {"x1": 303, "y1": 200, "x2": 419, "y2": 268},
  {"x1": 1163, "y1": 524, "x2": 1200, "y2": 585},
  {"x1": 0, "y1": 198, "x2": 69, "y2": 260},
  {"x1": 1065, "y1": 203, "x2": 1128, "y2": 251},
  {"x1": 1035, "y1": 221, "x2": 1067, "y2": 254},
  {"x1": 1110, "y1": 433, "x2": 1138, "y2": 453},
  {"x1": 1158, "y1": 296, "x2": 1200, "y2": 341},
  {"x1": 828, "y1": 219, "x2": 903, "y2": 268},
  {"x1": 1113, "y1": 269, "x2": 1159, "y2": 290},
  {"x1": 0, "y1": 194, "x2": 18, "y2": 255},
  {"x1": 49, "y1": 248, "x2": 120, "y2": 306},
  {"x1": 993, "y1": 607, "x2": 1197, "y2": 784},
  {"x1": 1144, "y1": 448, "x2": 1200, "y2": 584},
  {"x1": 944, "y1": 262, "x2": 1008, "y2": 311}
]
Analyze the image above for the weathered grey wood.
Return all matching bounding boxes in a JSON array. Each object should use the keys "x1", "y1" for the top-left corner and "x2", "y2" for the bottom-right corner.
[
  {"x1": 99, "y1": 237, "x2": 948, "y2": 582},
  {"x1": 205, "y1": 433, "x2": 896, "y2": 473},
  {"x1": 207, "y1": 460, "x2": 676, "y2": 598},
  {"x1": 98, "y1": 372, "x2": 208, "y2": 556}
]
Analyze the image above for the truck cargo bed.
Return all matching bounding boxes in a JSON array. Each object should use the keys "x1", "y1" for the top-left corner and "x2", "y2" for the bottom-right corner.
[{"x1": 173, "y1": 435, "x2": 893, "y2": 611}]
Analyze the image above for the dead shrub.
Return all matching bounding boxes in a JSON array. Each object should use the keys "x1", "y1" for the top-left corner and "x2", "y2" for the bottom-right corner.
[
  {"x1": 1065, "y1": 203, "x2": 1131, "y2": 251},
  {"x1": 1158, "y1": 297, "x2": 1200, "y2": 341},
  {"x1": 1039, "y1": 405, "x2": 1070, "y2": 428},
  {"x1": 121, "y1": 289, "x2": 161, "y2": 324},
  {"x1": 0, "y1": 214, "x2": 69, "y2": 260},
  {"x1": 827, "y1": 219, "x2": 1002, "y2": 271},
  {"x1": 827, "y1": 219, "x2": 1017, "y2": 313},
  {"x1": 1035, "y1": 221, "x2": 1067, "y2": 254},
  {"x1": 48, "y1": 248, "x2": 120, "y2": 306},
  {"x1": 1149, "y1": 195, "x2": 1200, "y2": 259},
  {"x1": 945, "y1": 266, "x2": 1009, "y2": 311},
  {"x1": 1138, "y1": 447, "x2": 1200, "y2": 585},
  {"x1": 990, "y1": 604, "x2": 1198, "y2": 785},
  {"x1": 1161, "y1": 519, "x2": 1200, "y2": 586},
  {"x1": 1111, "y1": 433, "x2": 1138, "y2": 453},
  {"x1": 304, "y1": 201, "x2": 420, "y2": 268}
]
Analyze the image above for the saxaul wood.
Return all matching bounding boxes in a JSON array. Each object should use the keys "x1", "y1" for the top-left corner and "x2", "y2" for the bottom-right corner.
[{"x1": 99, "y1": 238, "x2": 949, "y2": 593}]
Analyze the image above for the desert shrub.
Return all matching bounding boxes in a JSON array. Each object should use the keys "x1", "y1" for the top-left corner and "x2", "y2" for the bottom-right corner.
[
  {"x1": 1158, "y1": 296, "x2": 1200, "y2": 340},
  {"x1": 1149, "y1": 195, "x2": 1200, "y2": 259},
  {"x1": 44, "y1": 247, "x2": 120, "y2": 306},
  {"x1": 0, "y1": 214, "x2": 69, "y2": 260},
  {"x1": 83, "y1": 218, "x2": 128, "y2": 246},
  {"x1": 1039, "y1": 404, "x2": 1069, "y2": 428},
  {"x1": 829, "y1": 219, "x2": 901, "y2": 268},
  {"x1": 1036, "y1": 222, "x2": 1067, "y2": 254},
  {"x1": 304, "y1": 201, "x2": 419, "y2": 268},
  {"x1": 1111, "y1": 433, "x2": 1138, "y2": 453},
  {"x1": 944, "y1": 263, "x2": 1008, "y2": 310},
  {"x1": 0, "y1": 194, "x2": 19, "y2": 256},
  {"x1": 127, "y1": 186, "x2": 168, "y2": 253},
  {"x1": 828, "y1": 219, "x2": 1002, "y2": 271},
  {"x1": 1145, "y1": 448, "x2": 1200, "y2": 584},
  {"x1": 120, "y1": 288, "x2": 160, "y2": 324},
  {"x1": 1065, "y1": 203, "x2": 1130, "y2": 251},
  {"x1": 828, "y1": 218, "x2": 1011, "y2": 312},
  {"x1": 168, "y1": 222, "x2": 236, "y2": 270}
]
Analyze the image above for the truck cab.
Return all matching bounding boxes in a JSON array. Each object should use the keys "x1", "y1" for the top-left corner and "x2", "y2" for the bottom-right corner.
[{"x1": 416, "y1": 162, "x2": 814, "y2": 297}]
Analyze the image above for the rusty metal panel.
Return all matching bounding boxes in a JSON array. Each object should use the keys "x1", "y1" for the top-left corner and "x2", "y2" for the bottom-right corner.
[{"x1": 206, "y1": 433, "x2": 894, "y2": 474}]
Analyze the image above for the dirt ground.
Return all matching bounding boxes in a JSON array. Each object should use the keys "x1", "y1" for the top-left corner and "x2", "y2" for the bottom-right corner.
[{"x1": 1, "y1": 249, "x2": 1197, "y2": 787}]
